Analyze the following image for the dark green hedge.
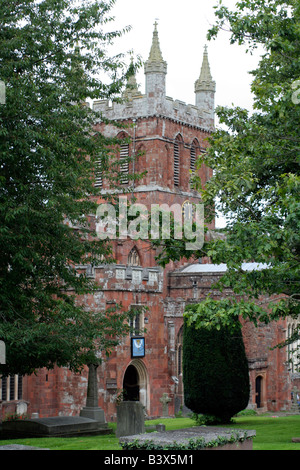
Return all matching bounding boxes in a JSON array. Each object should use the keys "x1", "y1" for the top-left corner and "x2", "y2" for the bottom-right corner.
[{"x1": 183, "y1": 310, "x2": 250, "y2": 423}]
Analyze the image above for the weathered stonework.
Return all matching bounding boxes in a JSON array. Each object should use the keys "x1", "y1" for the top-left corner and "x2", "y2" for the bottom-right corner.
[{"x1": 11, "y1": 24, "x2": 293, "y2": 423}]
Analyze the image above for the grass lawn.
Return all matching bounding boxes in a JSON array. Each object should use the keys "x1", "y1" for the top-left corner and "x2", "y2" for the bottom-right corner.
[
  {"x1": 0, "y1": 415, "x2": 300, "y2": 450},
  {"x1": 221, "y1": 414, "x2": 300, "y2": 451}
]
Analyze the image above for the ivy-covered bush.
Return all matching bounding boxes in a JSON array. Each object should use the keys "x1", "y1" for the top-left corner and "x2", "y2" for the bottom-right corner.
[{"x1": 183, "y1": 309, "x2": 250, "y2": 423}]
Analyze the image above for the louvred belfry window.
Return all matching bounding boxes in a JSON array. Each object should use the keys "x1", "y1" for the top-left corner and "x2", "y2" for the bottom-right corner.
[
  {"x1": 191, "y1": 139, "x2": 200, "y2": 175},
  {"x1": 94, "y1": 159, "x2": 103, "y2": 188},
  {"x1": 190, "y1": 146, "x2": 196, "y2": 174},
  {"x1": 120, "y1": 142, "x2": 129, "y2": 184},
  {"x1": 174, "y1": 139, "x2": 180, "y2": 186}
]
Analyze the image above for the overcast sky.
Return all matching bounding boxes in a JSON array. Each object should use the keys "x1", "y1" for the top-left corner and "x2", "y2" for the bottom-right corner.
[
  {"x1": 109, "y1": 0, "x2": 263, "y2": 114},
  {"x1": 107, "y1": 0, "x2": 264, "y2": 228}
]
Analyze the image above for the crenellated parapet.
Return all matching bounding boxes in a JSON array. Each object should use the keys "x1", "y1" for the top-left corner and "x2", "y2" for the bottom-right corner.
[
  {"x1": 93, "y1": 24, "x2": 216, "y2": 131},
  {"x1": 93, "y1": 92, "x2": 213, "y2": 131}
]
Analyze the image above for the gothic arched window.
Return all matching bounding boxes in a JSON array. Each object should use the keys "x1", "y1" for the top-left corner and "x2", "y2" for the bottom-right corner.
[{"x1": 128, "y1": 247, "x2": 140, "y2": 266}]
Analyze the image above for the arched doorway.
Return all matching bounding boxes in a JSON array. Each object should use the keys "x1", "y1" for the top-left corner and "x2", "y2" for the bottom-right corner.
[
  {"x1": 123, "y1": 365, "x2": 139, "y2": 402},
  {"x1": 122, "y1": 360, "x2": 149, "y2": 413},
  {"x1": 255, "y1": 376, "x2": 263, "y2": 408}
]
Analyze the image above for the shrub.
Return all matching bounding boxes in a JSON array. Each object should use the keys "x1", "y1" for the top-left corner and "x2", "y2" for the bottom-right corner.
[{"x1": 183, "y1": 314, "x2": 250, "y2": 423}]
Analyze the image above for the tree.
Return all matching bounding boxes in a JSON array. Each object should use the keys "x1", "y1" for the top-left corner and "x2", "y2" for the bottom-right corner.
[
  {"x1": 0, "y1": 0, "x2": 139, "y2": 376},
  {"x1": 183, "y1": 312, "x2": 250, "y2": 424},
  {"x1": 153, "y1": 0, "x2": 300, "y2": 350}
]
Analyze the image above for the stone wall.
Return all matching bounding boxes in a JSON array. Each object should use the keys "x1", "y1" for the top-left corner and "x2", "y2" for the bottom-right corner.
[{"x1": 166, "y1": 268, "x2": 292, "y2": 413}]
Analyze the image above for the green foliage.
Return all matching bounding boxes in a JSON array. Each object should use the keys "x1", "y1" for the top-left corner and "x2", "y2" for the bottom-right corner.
[
  {"x1": 192, "y1": 413, "x2": 223, "y2": 426},
  {"x1": 183, "y1": 313, "x2": 250, "y2": 423},
  {"x1": 200, "y1": 0, "x2": 300, "y2": 332},
  {"x1": 153, "y1": 1, "x2": 300, "y2": 350},
  {"x1": 0, "y1": 0, "x2": 140, "y2": 376},
  {"x1": 120, "y1": 432, "x2": 252, "y2": 450},
  {"x1": 3, "y1": 413, "x2": 29, "y2": 422}
]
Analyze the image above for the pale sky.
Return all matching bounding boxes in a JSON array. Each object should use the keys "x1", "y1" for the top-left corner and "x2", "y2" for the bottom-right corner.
[
  {"x1": 109, "y1": 0, "x2": 263, "y2": 114},
  {"x1": 107, "y1": 0, "x2": 263, "y2": 228}
]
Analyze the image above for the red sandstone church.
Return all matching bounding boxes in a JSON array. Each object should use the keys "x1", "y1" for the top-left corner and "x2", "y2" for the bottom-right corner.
[{"x1": 1, "y1": 25, "x2": 298, "y2": 421}]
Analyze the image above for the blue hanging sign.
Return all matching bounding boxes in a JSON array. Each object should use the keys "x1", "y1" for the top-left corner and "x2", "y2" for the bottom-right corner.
[{"x1": 131, "y1": 337, "x2": 145, "y2": 358}]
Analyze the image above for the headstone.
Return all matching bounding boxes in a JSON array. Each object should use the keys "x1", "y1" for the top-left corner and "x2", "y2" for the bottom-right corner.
[
  {"x1": 156, "y1": 423, "x2": 166, "y2": 432},
  {"x1": 116, "y1": 401, "x2": 145, "y2": 437},
  {"x1": 160, "y1": 393, "x2": 171, "y2": 417},
  {"x1": 16, "y1": 401, "x2": 28, "y2": 416}
]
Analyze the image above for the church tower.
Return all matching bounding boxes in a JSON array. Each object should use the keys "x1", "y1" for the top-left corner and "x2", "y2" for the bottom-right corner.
[
  {"x1": 15, "y1": 25, "x2": 292, "y2": 423},
  {"x1": 90, "y1": 24, "x2": 217, "y2": 418},
  {"x1": 19, "y1": 25, "x2": 218, "y2": 421}
]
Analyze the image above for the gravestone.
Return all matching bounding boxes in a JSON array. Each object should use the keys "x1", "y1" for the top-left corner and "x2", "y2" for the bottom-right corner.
[
  {"x1": 16, "y1": 401, "x2": 28, "y2": 416},
  {"x1": 160, "y1": 393, "x2": 171, "y2": 417},
  {"x1": 1, "y1": 416, "x2": 111, "y2": 438},
  {"x1": 116, "y1": 401, "x2": 145, "y2": 437},
  {"x1": 120, "y1": 427, "x2": 256, "y2": 451}
]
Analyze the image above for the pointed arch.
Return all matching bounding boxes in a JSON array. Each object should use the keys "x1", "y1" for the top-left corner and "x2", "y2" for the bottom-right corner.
[
  {"x1": 123, "y1": 359, "x2": 149, "y2": 412},
  {"x1": 128, "y1": 246, "x2": 141, "y2": 266}
]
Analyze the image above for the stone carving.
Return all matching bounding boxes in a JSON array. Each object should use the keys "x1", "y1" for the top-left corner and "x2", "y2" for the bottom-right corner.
[{"x1": 160, "y1": 393, "x2": 172, "y2": 417}]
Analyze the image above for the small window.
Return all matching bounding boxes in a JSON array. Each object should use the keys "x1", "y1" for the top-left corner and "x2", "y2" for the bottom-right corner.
[
  {"x1": 129, "y1": 305, "x2": 144, "y2": 337},
  {"x1": 128, "y1": 247, "x2": 140, "y2": 266},
  {"x1": 0, "y1": 375, "x2": 23, "y2": 401}
]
